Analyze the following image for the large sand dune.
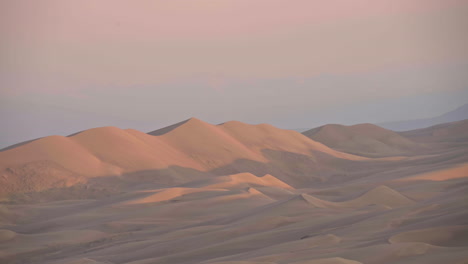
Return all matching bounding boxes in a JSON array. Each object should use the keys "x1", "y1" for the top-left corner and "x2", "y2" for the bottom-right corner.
[
  {"x1": 0, "y1": 118, "x2": 467, "y2": 264},
  {"x1": 303, "y1": 123, "x2": 421, "y2": 157},
  {"x1": 0, "y1": 118, "x2": 362, "y2": 197},
  {"x1": 399, "y1": 119, "x2": 468, "y2": 144}
]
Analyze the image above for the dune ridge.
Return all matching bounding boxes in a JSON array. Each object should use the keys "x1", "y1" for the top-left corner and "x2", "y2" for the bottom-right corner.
[
  {"x1": 123, "y1": 187, "x2": 229, "y2": 205},
  {"x1": 197, "y1": 173, "x2": 294, "y2": 190},
  {"x1": 303, "y1": 123, "x2": 420, "y2": 157},
  {"x1": 0, "y1": 118, "x2": 362, "y2": 197},
  {"x1": 299, "y1": 185, "x2": 413, "y2": 209}
]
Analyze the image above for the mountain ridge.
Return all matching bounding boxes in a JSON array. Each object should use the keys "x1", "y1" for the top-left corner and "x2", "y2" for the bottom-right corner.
[{"x1": 378, "y1": 103, "x2": 468, "y2": 131}]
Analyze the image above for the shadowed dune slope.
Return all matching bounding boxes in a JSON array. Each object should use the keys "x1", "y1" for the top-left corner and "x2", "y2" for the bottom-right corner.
[
  {"x1": 148, "y1": 119, "x2": 191, "y2": 136},
  {"x1": 339, "y1": 185, "x2": 414, "y2": 208},
  {"x1": 399, "y1": 119, "x2": 468, "y2": 143},
  {"x1": 300, "y1": 185, "x2": 413, "y2": 209},
  {"x1": 303, "y1": 123, "x2": 420, "y2": 157},
  {"x1": 389, "y1": 226, "x2": 468, "y2": 247}
]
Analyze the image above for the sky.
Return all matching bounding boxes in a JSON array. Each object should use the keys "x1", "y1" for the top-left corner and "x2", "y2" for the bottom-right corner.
[{"x1": 1, "y1": 0, "x2": 468, "y2": 148}]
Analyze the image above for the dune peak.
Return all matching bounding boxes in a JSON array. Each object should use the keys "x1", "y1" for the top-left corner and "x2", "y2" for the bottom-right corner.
[{"x1": 147, "y1": 118, "x2": 200, "y2": 136}]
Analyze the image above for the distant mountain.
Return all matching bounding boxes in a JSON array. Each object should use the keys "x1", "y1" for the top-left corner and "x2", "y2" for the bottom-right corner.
[
  {"x1": 378, "y1": 103, "x2": 468, "y2": 131},
  {"x1": 302, "y1": 123, "x2": 421, "y2": 157}
]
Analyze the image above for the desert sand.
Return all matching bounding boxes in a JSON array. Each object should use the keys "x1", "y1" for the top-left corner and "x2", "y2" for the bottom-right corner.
[
  {"x1": 0, "y1": 119, "x2": 467, "y2": 264},
  {"x1": 302, "y1": 123, "x2": 422, "y2": 157}
]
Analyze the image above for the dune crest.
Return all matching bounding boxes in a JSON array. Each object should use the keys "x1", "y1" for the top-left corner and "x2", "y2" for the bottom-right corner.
[
  {"x1": 246, "y1": 188, "x2": 274, "y2": 200},
  {"x1": 396, "y1": 163, "x2": 468, "y2": 182},
  {"x1": 299, "y1": 185, "x2": 413, "y2": 209},
  {"x1": 202, "y1": 173, "x2": 294, "y2": 190},
  {"x1": 340, "y1": 185, "x2": 414, "y2": 208},
  {"x1": 124, "y1": 187, "x2": 228, "y2": 205}
]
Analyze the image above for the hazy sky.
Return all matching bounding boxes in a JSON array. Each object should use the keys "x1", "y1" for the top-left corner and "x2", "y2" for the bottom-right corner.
[{"x1": 1, "y1": 0, "x2": 468, "y2": 147}]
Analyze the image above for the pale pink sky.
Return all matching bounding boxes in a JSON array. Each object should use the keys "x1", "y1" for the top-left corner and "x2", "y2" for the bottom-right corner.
[{"x1": 1, "y1": 0, "x2": 468, "y2": 147}]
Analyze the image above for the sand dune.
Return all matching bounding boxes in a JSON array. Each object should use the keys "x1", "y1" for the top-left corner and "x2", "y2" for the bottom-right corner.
[
  {"x1": 303, "y1": 123, "x2": 420, "y2": 157},
  {"x1": 0, "y1": 124, "x2": 191, "y2": 196},
  {"x1": 156, "y1": 118, "x2": 361, "y2": 166},
  {"x1": 0, "y1": 229, "x2": 107, "y2": 262},
  {"x1": 396, "y1": 163, "x2": 468, "y2": 182},
  {"x1": 339, "y1": 185, "x2": 414, "y2": 208},
  {"x1": 0, "y1": 118, "x2": 467, "y2": 264},
  {"x1": 0, "y1": 118, "x2": 363, "y2": 198},
  {"x1": 0, "y1": 160, "x2": 86, "y2": 198},
  {"x1": 189, "y1": 173, "x2": 294, "y2": 190},
  {"x1": 300, "y1": 185, "x2": 413, "y2": 209},
  {"x1": 400, "y1": 119, "x2": 468, "y2": 143},
  {"x1": 120, "y1": 175, "x2": 282, "y2": 205},
  {"x1": 299, "y1": 194, "x2": 335, "y2": 208},
  {"x1": 253, "y1": 186, "x2": 296, "y2": 200},
  {"x1": 389, "y1": 226, "x2": 468, "y2": 247},
  {"x1": 243, "y1": 187, "x2": 274, "y2": 201},
  {"x1": 123, "y1": 188, "x2": 229, "y2": 205}
]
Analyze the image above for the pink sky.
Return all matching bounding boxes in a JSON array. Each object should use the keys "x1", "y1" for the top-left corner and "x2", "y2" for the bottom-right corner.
[
  {"x1": 1, "y1": 0, "x2": 468, "y2": 147},
  {"x1": 2, "y1": 0, "x2": 467, "y2": 93}
]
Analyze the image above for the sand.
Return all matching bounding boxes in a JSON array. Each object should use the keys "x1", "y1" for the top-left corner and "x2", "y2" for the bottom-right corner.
[
  {"x1": 0, "y1": 118, "x2": 363, "y2": 197},
  {"x1": 303, "y1": 123, "x2": 422, "y2": 157},
  {"x1": 0, "y1": 118, "x2": 467, "y2": 264}
]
